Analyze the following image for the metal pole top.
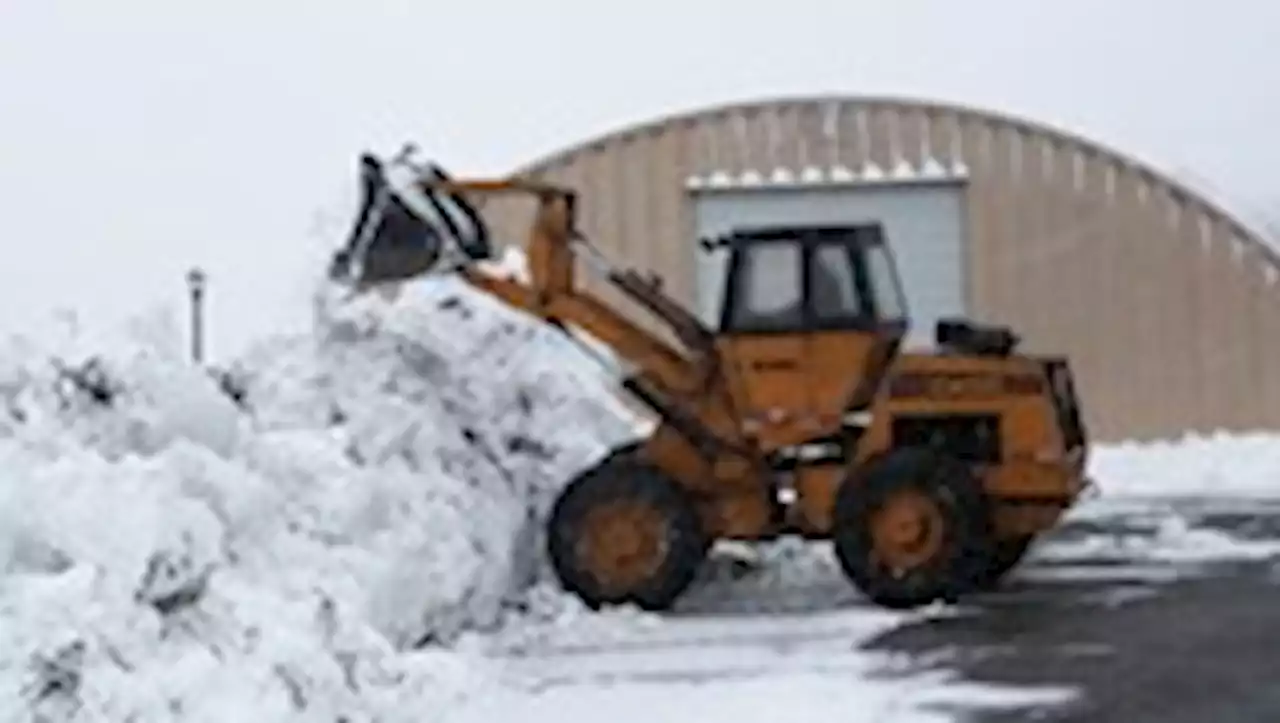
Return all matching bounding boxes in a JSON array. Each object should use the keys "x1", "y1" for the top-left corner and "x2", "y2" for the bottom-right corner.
[{"x1": 186, "y1": 267, "x2": 207, "y2": 292}]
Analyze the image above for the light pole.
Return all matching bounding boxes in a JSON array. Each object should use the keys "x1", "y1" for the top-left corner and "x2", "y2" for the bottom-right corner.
[{"x1": 186, "y1": 267, "x2": 207, "y2": 364}]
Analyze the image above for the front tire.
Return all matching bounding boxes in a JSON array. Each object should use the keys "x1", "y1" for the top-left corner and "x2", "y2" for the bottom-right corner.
[
  {"x1": 546, "y1": 451, "x2": 707, "y2": 610},
  {"x1": 832, "y1": 448, "x2": 992, "y2": 609}
]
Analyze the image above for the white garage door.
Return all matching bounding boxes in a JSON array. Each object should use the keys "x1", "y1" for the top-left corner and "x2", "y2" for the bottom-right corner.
[{"x1": 690, "y1": 181, "x2": 968, "y2": 349}]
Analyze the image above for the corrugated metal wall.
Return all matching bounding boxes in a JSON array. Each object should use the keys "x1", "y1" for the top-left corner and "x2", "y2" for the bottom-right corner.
[{"x1": 480, "y1": 96, "x2": 1280, "y2": 443}]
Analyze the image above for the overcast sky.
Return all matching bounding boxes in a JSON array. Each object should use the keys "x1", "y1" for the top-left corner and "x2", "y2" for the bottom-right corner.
[{"x1": 1, "y1": 0, "x2": 1277, "y2": 360}]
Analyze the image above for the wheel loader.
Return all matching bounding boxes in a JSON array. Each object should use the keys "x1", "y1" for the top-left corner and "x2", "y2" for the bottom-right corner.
[{"x1": 328, "y1": 147, "x2": 1092, "y2": 611}]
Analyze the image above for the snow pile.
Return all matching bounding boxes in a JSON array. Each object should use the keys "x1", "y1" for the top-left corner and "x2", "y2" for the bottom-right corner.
[
  {"x1": 0, "y1": 271, "x2": 647, "y2": 721},
  {"x1": 1090, "y1": 430, "x2": 1280, "y2": 498}
]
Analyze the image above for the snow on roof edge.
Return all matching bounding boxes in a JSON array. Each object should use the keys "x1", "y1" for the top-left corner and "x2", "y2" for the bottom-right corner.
[{"x1": 685, "y1": 157, "x2": 969, "y2": 192}]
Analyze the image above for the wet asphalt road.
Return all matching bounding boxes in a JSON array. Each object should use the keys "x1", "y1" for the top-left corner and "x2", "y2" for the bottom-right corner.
[
  {"x1": 490, "y1": 496, "x2": 1280, "y2": 722},
  {"x1": 865, "y1": 497, "x2": 1280, "y2": 722}
]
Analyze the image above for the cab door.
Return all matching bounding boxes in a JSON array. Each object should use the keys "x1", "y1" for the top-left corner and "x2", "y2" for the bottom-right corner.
[
  {"x1": 715, "y1": 237, "x2": 809, "y2": 447},
  {"x1": 803, "y1": 233, "x2": 906, "y2": 432}
]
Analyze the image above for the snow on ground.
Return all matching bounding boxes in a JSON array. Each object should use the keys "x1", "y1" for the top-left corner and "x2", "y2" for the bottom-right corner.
[
  {"x1": 1029, "y1": 430, "x2": 1280, "y2": 575},
  {"x1": 3, "y1": 258, "x2": 1280, "y2": 720},
  {"x1": 1038, "y1": 507, "x2": 1280, "y2": 568},
  {"x1": 450, "y1": 607, "x2": 1076, "y2": 723}
]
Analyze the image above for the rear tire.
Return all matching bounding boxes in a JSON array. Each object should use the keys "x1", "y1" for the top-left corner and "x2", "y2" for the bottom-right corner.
[
  {"x1": 546, "y1": 451, "x2": 707, "y2": 611},
  {"x1": 970, "y1": 535, "x2": 1033, "y2": 591},
  {"x1": 832, "y1": 447, "x2": 992, "y2": 609}
]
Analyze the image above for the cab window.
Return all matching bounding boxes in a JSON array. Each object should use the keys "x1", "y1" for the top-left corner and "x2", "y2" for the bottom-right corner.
[
  {"x1": 864, "y1": 244, "x2": 907, "y2": 322},
  {"x1": 724, "y1": 241, "x2": 802, "y2": 331},
  {"x1": 810, "y1": 243, "x2": 864, "y2": 322}
]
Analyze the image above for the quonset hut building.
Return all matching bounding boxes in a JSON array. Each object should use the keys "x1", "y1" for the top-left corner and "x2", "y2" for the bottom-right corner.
[{"x1": 480, "y1": 96, "x2": 1280, "y2": 443}]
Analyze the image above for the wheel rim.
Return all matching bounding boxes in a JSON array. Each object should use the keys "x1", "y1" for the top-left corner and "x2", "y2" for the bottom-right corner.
[
  {"x1": 574, "y1": 502, "x2": 670, "y2": 596},
  {"x1": 869, "y1": 488, "x2": 946, "y2": 577}
]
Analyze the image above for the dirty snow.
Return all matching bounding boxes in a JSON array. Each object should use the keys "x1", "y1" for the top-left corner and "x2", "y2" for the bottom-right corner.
[{"x1": 2, "y1": 260, "x2": 1280, "y2": 720}]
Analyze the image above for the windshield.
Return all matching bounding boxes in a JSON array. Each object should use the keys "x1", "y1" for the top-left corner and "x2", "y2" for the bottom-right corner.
[{"x1": 863, "y1": 243, "x2": 908, "y2": 322}]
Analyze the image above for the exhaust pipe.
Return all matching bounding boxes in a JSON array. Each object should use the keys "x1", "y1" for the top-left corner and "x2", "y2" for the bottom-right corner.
[{"x1": 329, "y1": 149, "x2": 492, "y2": 289}]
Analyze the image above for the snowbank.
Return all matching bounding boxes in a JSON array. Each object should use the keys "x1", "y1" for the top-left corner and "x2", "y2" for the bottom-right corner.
[
  {"x1": 0, "y1": 272, "x2": 646, "y2": 721},
  {"x1": 1089, "y1": 430, "x2": 1280, "y2": 499}
]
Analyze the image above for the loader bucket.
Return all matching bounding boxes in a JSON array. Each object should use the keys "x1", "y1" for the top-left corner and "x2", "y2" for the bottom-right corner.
[{"x1": 329, "y1": 152, "x2": 492, "y2": 288}]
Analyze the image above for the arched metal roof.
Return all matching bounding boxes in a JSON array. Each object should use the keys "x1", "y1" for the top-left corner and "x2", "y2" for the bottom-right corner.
[{"x1": 512, "y1": 94, "x2": 1278, "y2": 272}]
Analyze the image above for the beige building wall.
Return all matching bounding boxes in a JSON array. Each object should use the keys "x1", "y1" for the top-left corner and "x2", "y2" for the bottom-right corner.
[{"x1": 479, "y1": 96, "x2": 1280, "y2": 444}]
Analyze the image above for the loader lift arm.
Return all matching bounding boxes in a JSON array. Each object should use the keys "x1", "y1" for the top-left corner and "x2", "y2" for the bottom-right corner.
[{"x1": 332, "y1": 150, "x2": 754, "y2": 462}]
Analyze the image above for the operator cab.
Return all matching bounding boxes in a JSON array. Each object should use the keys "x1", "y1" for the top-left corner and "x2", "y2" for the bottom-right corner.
[
  {"x1": 710, "y1": 224, "x2": 909, "y2": 336},
  {"x1": 704, "y1": 223, "x2": 911, "y2": 447}
]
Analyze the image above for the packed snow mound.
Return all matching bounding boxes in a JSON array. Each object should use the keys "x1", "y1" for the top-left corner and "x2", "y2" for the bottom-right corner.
[
  {"x1": 0, "y1": 273, "x2": 647, "y2": 721},
  {"x1": 1089, "y1": 430, "x2": 1280, "y2": 498}
]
